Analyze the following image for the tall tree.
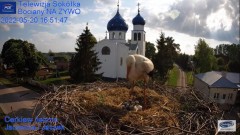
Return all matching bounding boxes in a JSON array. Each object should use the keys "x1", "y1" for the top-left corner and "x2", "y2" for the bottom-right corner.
[
  {"x1": 194, "y1": 39, "x2": 217, "y2": 73},
  {"x1": 48, "y1": 49, "x2": 55, "y2": 57},
  {"x1": 226, "y1": 44, "x2": 240, "y2": 72},
  {"x1": 175, "y1": 53, "x2": 191, "y2": 71},
  {"x1": 69, "y1": 25, "x2": 101, "y2": 82},
  {"x1": 153, "y1": 32, "x2": 180, "y2": 79},
  {"x1": 1, "y1": 39, "x2": 42, "y2": 77},
  {"x1": 215, "y1": 43, "x2": 240, "y2": 72},
  {"x1": 145, "y1": 42, "x2": 156, "y2": 60}
]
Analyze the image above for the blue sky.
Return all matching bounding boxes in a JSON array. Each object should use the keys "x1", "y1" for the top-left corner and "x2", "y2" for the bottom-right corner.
[{"x1": 0, "y1": 0, "x2": 239, "y2": 55}]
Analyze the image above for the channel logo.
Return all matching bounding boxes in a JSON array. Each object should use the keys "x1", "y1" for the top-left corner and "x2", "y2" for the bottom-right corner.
[
  {"x1": 218, "y1": 120, "x2": 236, "y2": 132},
  {"x1": 0, "y1": 2, "x2": 16, "y2": 14}
]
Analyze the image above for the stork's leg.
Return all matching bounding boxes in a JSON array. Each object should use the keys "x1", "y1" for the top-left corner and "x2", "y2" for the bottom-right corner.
[
  {"x1": 143, "y1": 82, "x2": 147, "y2": 110},
  {"x1": 129, "y1": 81, "x2": 135, "y2": 100}
]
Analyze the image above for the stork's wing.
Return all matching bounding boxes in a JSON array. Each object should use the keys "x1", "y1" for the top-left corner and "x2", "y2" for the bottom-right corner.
[
  {"x1": 142, "y1": 60, "x2": 154, "y2": 73},
  {"x1": 133, "y1": 55, "x2": 154, "y2": 74}
]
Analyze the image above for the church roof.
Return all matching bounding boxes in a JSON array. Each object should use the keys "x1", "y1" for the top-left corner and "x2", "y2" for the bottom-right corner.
[
  {"x1": 132, "y1": 13, "x2": 145, "y2": 25},
  {"x1": 195, "y1": 71, "x2": 239, "y2": 88},
  {"x1": 107, "y1": 10, "x2": 128, "y2": 31},
  {"x1": 125, "y1": 43, "x2": 138, "y2": 50}
]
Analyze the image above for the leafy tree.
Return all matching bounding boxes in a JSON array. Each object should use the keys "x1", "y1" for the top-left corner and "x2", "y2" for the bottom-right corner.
[
  {"x1": 214, "y1": 43, "x2": 240, "y2": 73},
  {"x1": 54, "y1": 56, "x2": 68, "y2": 62},
  {"x1": 69, "y1": 26, "x2": 101, "y2": 82},
  {"x1": 194, "y1": 39, "x2": 218, "y2": 73},
  {"x1": 217, "y1": 57, "x2": 227, "y2": 71},
  {"x1": 175, "y1": 53, "x2": 191, "y2": 71},
  {"x1": 226, "y1": 44, "x2": 240, "y2": 72},
  {"x1": 145, "y1": 42, "x2": 156, "y2": 60},
  {"x1": 1, "y1": 39, "x2": 42, "y2": 77},
  {"x1": 48, "y1": 49, "x2": 55, "y2": 57},
  {"x1": 153, "y1": 32, "x2": 180, "y2": 79},
  {"x1": 228, "y1": 60, "x2": 240, "y2": 72},
  {"x1": 36, "y1": 51, "x2": 49, "y2": 66}
]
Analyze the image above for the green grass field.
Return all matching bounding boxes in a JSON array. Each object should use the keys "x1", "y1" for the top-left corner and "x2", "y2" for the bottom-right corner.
[
  {"x1": 0, "y1": 78, "x2": 14, "y2": 85},
  {"x1": 0, "y1": 78, "x2": 19, "y2": 87},
  {"x1": 166, "y1": 65, "x2": 179, "y2": 87},
  {"x1": 40, "y1": 76, "x2": 70, "y2": 85},
  {"x1": 186, "y1": 71, "x2": 193, "y2": 86}
]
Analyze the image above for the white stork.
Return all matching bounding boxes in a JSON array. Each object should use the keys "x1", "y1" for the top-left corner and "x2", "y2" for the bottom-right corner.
[{"x1": 126, "y1": 54, "x2": 154, "y2": 109}]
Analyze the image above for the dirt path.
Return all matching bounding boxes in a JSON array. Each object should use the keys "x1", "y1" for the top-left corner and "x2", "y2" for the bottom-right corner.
[
  {"x1": 176, "y1": 65, "x2": 186, "y2": 90},
  {"x1": 0, "y1": 84, "x2": 41, "y2": 135}
]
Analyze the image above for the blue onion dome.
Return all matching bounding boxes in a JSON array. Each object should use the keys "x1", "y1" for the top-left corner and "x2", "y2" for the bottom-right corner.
[
  {"x1": 107, "y1": 11, "x2": 128, "y2": 31},
  {"x1": 132, "y1": 13, "x2": 145, "y2": 25}
]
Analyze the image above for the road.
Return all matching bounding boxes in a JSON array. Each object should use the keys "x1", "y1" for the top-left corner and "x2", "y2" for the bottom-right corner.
[
  {"x1": 0, "y1": 84, "x2": 42, "y2": 135},
  {"x1": 176, "y1": 65, "x2": 186, "y2": 90}
]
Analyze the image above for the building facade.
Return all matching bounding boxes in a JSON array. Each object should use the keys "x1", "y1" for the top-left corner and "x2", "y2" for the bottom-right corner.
[
  {"x1": 194, "y1": 71, "x2": 240, "y2": 105},
  {"x1": 94, "y1": 4, "x2": 146, "y2": 79}
]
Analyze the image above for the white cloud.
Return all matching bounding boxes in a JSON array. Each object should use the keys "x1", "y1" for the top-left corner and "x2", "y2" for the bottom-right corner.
[
  {"x1": 138, "y1": 0, "x2": 179, "y2": 15},
  {"x1": 30, "y1": 31, "x2": 75, "y2": 52},
  {"x1": 206, "y1": 8, "x2": 232, "y2": 31},
  {"x1": 94, "y1": 0, "x2": 116, "y2": 6},
  {"x1": 166, "y1": 9, "x2": 180, "y2": 20},
  {"x1": 0, "y1": 23, "x2": 24, "y2": 31},
  {"x1": 0, "y1": 25, "x2": 10, "y2": 31},
  {"x1": 60, "y1": 32, "x2": 77, "y2": 39}
]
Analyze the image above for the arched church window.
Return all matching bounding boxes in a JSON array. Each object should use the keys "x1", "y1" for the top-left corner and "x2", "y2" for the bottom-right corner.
[
  {"x1": 112, "y1": 32, "x2": 115, "y2": 39},
  {"x1": 138, "y1": 33, "x2": 141, "y2": 41},
  {"x1": 102, "y1": 46, "x2": 110, "y2": 55},
  {"x1": 119, "y1": 32, "x2": 122, "y2": 39},
  {"x1": 134, "y1": 33, "x2": 137, "y2": 41}
]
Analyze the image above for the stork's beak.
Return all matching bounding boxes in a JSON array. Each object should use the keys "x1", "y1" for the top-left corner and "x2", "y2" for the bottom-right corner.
[{"x1": 127, "y1": 66, "x2": 130, "y2": 80}]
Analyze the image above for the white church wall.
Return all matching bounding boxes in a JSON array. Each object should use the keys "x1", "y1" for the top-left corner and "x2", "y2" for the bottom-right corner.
[
  {"x1": 133, "y1": 25, "x2": 144, "y2": 31},
  {"x1": 94, "y1": 39, "x2": 130, "y2": 79},
  {"x1": 94, "y1": 39, "x2": 117, "y2": 78},
  {"x1": 117, "y1": 45, "x2": 129, "y2": 78},
  {"x1": 109, "y1": 31, "x2": 126, "y2": 40}
]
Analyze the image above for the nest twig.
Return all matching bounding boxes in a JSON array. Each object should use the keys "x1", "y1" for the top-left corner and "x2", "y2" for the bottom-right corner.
[{"x1": 28, "y1": 81, "x2": 224, "y2": 135}]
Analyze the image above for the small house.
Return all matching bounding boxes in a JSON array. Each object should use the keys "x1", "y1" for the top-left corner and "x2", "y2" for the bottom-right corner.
[{"x1": 194, "y1": 71, "x2": 240, "y2": 105}]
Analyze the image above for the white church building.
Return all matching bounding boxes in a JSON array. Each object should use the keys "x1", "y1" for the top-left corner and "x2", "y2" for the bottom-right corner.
[{"x1": 94, "y1": 4, "x2": 146, "y2": 79}]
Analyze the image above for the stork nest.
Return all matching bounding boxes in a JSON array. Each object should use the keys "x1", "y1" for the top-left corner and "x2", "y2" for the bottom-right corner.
[{"x1": 28, "y1": 81, "x2": 227, "y2": 135}]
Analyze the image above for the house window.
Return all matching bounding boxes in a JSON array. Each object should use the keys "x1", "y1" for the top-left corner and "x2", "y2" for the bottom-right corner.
[
  {"x1": 120, "y1": 57, "x2": 123, "y2": 66},
  {"x1": 102, "y1": 46, "x2": 110, "y2": 55},
  {"x1": 138, "y1": 33, "x2": 141, "y2": 41},
  {"x1": 119, "y1": 32, "x2": 122, "y2": 39},
  {"x1": 112, "y1": 32, "x2": 115, "y2": 39},
  {"x1": 228, "y1": 93, "x2": 233, "y2": 100},
  {"x1": 213, "y1": 93, "x2": 219, "y2": 99},
  {"x1": 134, "y1": 33, "x2": 137, "y2": 41},
  {"x1": 222, "y1": 94, "x2": 226, "y2": 99}
]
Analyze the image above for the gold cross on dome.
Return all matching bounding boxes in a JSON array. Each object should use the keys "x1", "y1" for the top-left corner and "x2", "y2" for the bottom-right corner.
[
  {"x1": 137, "y1": 3, "x2": 140, "y2": 13},
  {"x1": 117, "y1": 0, "x2": 119, "y2": 11}
]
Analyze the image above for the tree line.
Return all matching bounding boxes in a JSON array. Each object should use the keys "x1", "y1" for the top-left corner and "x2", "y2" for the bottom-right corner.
[
  {"x1": 175, "y1": 39, "x2": 240, "y2": 73},
  {"x1": 1, "y1": 39, "x2": 47, "y2": 78},
  {"x1": 1, "y1": 28, "x2": 238, "y2": 83}
]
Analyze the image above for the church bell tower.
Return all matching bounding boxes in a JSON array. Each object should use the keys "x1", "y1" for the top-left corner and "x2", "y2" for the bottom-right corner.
[{"x1": 131, "y1": 3, "x2": 146, "y2": 56}]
